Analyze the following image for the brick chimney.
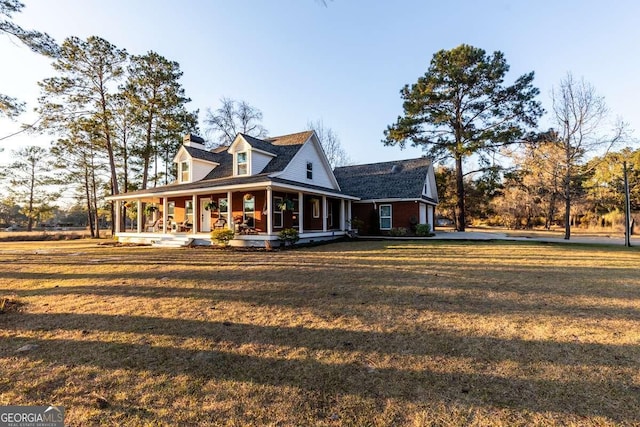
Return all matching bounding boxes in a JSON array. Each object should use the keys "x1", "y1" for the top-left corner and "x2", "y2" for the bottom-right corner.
[{"x1": 183, "y1": 134, "x2": 206, "y2": 150}]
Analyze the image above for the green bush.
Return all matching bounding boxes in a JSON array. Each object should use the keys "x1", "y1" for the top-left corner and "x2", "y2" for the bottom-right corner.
[
  {"x1": 415, "y1": 224, "x2": 432, "y2": 236},
  {"x1": 278, "y1": 228, "x2": 299, "y2": 246},
  {"x1": 387, "y1": 227, "x2": 408, "y2": 237},
  {"x1": 348, "y1": 217, "x2": 365, "y2": 232},
  {"x1": 211, "y1": 229, "x2": 235, "y2": 246}
]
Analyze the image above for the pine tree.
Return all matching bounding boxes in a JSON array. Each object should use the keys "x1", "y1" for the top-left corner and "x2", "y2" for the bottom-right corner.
[{"x1": 384, "y1": 44, "x2": 543, "y2": 231}]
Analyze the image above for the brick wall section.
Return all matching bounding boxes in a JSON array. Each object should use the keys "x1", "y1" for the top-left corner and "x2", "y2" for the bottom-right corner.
[
  {"x1": 351, "y1": 201, "x2": 423, "y2": 235},
  {"x1": 390, "y1": 201, "x2": 421, "y2": 230}
]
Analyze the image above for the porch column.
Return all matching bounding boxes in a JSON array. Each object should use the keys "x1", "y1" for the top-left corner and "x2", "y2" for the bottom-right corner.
[
  {"x1": 192, "y1": 194, "x2": 198, "y2": 234},
  {"x1": 348, "y1": 201, "x2": 352, "y2": 227},
  {"x1": 162, "y1": 197, "x2": 168, "y2": 233},
  {"x1": 322, "y1": 196, "x2": 327, "y2": 232},
  {"x1": 114, "y1": 200, "x2": 121, "y2": 234},
  {"x1": 266, "y1": 186, "x2": 273, "y2": 235},
  {"x1": 227, "y1": 191, "x2": 233, "y2": 230},
  {"x1": 136, "y1": 199, "x2": 142, "y2": 233},
  {"x1": 298, "y1": 191, "x2": 304, "y2": 234},
  {"x1": 340, "y1": 199, "x2": 345, "y2": 231},
  {"x1": 428, "y1": 204, "x2": 434, "y2": 228}
]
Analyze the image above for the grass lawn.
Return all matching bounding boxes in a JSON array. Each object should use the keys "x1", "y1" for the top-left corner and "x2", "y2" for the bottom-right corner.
[{"x1": 1, "y1": 239, "x2": 639, "y2": 426}]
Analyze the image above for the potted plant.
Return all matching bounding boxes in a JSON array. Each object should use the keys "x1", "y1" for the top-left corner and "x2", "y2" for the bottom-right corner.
[
  {"x1": 204, "y1": 201, "x2": 218, "y2": 211},
  {"x1": 244, "y1": 193, "x2": 253, "y2": 201},
  {"x1": 278, "y1": 228, "x2": 299, "y2": 247}
]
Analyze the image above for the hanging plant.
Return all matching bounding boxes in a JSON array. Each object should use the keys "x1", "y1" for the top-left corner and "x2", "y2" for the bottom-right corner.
[
  {"x1": 244, "y1": 193, "x2": 253, "y2": 201},
  {"x1": 277, "y1": 198, "x2": 294, "y2": 211},
  {"x1": 204, "y1": 201, "x2": 218, "y2": 211},
  {"x1": 144, "y1": 204, "x2": 158, "y2": 215}
]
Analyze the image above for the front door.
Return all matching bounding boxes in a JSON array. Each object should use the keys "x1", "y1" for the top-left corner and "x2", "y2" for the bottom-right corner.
[{"x1": 200, "y1": 198, "x2": 212, "y2": 232}]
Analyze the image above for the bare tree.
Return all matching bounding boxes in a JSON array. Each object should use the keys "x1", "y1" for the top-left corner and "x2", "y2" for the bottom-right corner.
[
  {"x1": 307, "y1": 119, "x2": 351, "y2": 168},
  {"x1": 204, "y1": 98, "x2": 267, "y2": 147},
  {"x1": 551, "y1": 72, "x2": 627, "y2": 239}
]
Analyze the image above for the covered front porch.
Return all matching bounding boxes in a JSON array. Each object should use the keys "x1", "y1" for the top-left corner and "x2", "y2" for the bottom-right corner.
[{"x1": 111, "y1": 184, "x2": 357, "y2": 247}]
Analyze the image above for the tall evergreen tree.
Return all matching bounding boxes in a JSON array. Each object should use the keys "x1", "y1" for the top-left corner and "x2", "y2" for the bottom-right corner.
[
  {"x1": 50, "y1": 117, "x2": 107, "y2": 238},
  {"x1": 123, "y1": 51, "x2": 198, "y2": 189},
  {"x1": 384, "y1": 44, "x2": 543, "y2": 231},
  {"x1": 7, "y1": 146, "x2": 59, "y2": 231},
  {"x1": 38, "y1": 36, "x2": 128, "y2": 198}
]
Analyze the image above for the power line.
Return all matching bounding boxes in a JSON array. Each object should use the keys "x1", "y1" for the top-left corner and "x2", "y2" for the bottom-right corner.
[{"x1": 0, "y1": 116, "x2": 41, "y2": 142}]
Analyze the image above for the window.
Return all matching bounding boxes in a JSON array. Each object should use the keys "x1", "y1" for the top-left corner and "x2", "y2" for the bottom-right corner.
[
  {"x1": 312, "y1": 198, "x2": 320, "y2": 218},
  {"x1": 306, "y1": 162, "x2": 313, "y2": 179},
  {"x1": 180, "y1": 161, "x2": 189, "y2": 182},
  {"x1": 243, "y1": 195, "x2": 255, "y2": 227},
  {"x1": 237, "y1": 152, "x2": 248, "y2": 175},
  {"x1": 273, "y1": 196, "x2": 283, "y2": 228},
  {"x1": 218, "y1": 198, "x2": 228, "y2": 213},
  {"x1": 292, "y1": 198, "x2": 299, "y2": 228},
  {"x1": 379, "y1": 205, "x2": 392, "y2": 230},
  {"x1": 185, "y1": 201, "x2": 194, "y2": 224},
  {"x1": 327, "y1": 201, "x2": 333, "y2": 227}
]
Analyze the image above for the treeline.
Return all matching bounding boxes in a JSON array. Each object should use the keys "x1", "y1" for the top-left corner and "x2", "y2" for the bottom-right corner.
[{"x1": 436, "y1": 147, "x2": 640, "y2": 231}]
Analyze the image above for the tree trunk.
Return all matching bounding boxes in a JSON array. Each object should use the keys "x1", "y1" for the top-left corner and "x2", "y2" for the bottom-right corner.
[
  {"x1": 27, "y1": 160, "x2": 35, "y2": 232},
  {"x1": 90, "y1": 166, "x2": 100, "y2": 238},
  {"x1": 84, "y1": 163, "x2": 95, "y2": 238},
  {"x1": 455, "y1": 154, "x2": 466, "y2": 232},
  {"x1": 563, "y1": 172, "x2": 571, "y2": 240},
  {"x1": 546, "y1": 191, "x2": 557, "y2": 230}
]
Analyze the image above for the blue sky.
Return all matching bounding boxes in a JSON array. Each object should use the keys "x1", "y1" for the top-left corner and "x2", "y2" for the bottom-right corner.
[{"x1": 1, "y1": 0, "x2": 638, "y2": 169}]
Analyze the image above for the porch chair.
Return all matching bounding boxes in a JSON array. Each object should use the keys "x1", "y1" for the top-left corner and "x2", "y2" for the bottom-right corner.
[
  {"x1": 213, "y1": 217, "x2": 227, "y2": 229},
  {"x1": 146, "y1": 218, "x2": 162, "y2": 232}
]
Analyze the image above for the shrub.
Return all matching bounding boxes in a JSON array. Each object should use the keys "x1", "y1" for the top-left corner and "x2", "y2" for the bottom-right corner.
[
  {"x1": 348, "y1": 217, "x2": 365, "y2": 232},
  {"x1": 387, "y1": 227, "x2": 408, "y2": 237},
  {"x1": 278, "y1": 228, "x2": 299, "y2": 246},
  {"x1": 211, "y1": 229, "x2": 235, "y2": 246},
  {"x1": 415, "y1": 224, "x2": 432, "y2": 236}
]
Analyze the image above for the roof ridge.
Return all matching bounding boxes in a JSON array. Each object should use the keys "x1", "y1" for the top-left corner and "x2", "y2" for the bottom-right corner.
[
  {"x1": 334, "y1": 157, "x2": 430, "y2": 169},
  {"x1": 265, "y1": 130, "x2": 313, "y2": 140}
]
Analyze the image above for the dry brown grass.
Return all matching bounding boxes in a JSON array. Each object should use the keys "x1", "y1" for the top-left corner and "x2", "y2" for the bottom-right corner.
[{"x1": 1, "y1": 239, "x2": 639, "y2": 426}]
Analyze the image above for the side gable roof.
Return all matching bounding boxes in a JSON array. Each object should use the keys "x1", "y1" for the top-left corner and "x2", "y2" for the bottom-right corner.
[
  {"x1": 334, "y1": 158, "x2": 436, "y2": 201},
  {"x1": 183, "y1": 146, "x2": 221, "y2": 164},
  {"x1": 237, "y1": 133, "x2": 278, "y2": 155}
]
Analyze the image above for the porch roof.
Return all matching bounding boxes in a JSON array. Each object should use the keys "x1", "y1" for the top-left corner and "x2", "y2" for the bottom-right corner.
[{"x1": 106, "y1": 174, "x2": 359, "y2": 201}]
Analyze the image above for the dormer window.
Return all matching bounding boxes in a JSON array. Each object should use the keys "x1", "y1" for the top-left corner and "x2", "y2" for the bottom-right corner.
[
  {"x1": 237, "y1": 152, "x2": 248, "y2": 175},
  {"x1": 180, "y1": 161, "x2": 189, "y2": 182},
  {"x1": 306, "y1": 162, "x2": 313, "y2": 179}
]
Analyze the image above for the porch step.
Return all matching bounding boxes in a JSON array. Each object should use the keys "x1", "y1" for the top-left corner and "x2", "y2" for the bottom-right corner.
[{"x1": 151, "y1": 236, "x2": 194, "y2": 248}]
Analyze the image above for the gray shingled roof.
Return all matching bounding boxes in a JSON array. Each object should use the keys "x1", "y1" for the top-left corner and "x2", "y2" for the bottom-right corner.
[
  {"x1": 266, "y1": 130, "x2": 314, "y2": 146},
  {"x1": 201, "y1": 133, "x2": 305, "y2": 180},
  {"x1": 183, "y1": 146, "x2": 223, "y2": 164},
  {"x1": 111, "y1": 173, "x2": 350, "y2": 198},
  {"x1": 334, "y1": 158, "x2": 432, "y2": 200}
]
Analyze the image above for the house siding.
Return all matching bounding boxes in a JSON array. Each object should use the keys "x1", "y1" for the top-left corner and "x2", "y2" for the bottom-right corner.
[
  {"x1": 231, "y1": 191, "x2": 266, "y2": 231},
  {"x1": 278, "y1": 141, "x2": 335, "y2": 189},
  {"x1": 303, "y1": 194, "x2": 324, "y2": 231},
  {"x1": 251, "y1": 150, "x2": 273, "y2": 175},
  {"x1": 273, "y1": 191, "x2": 299, "y2": 230},
  {"x1": 192, "y1": 159, "x2": 215, "y2": 182}
]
